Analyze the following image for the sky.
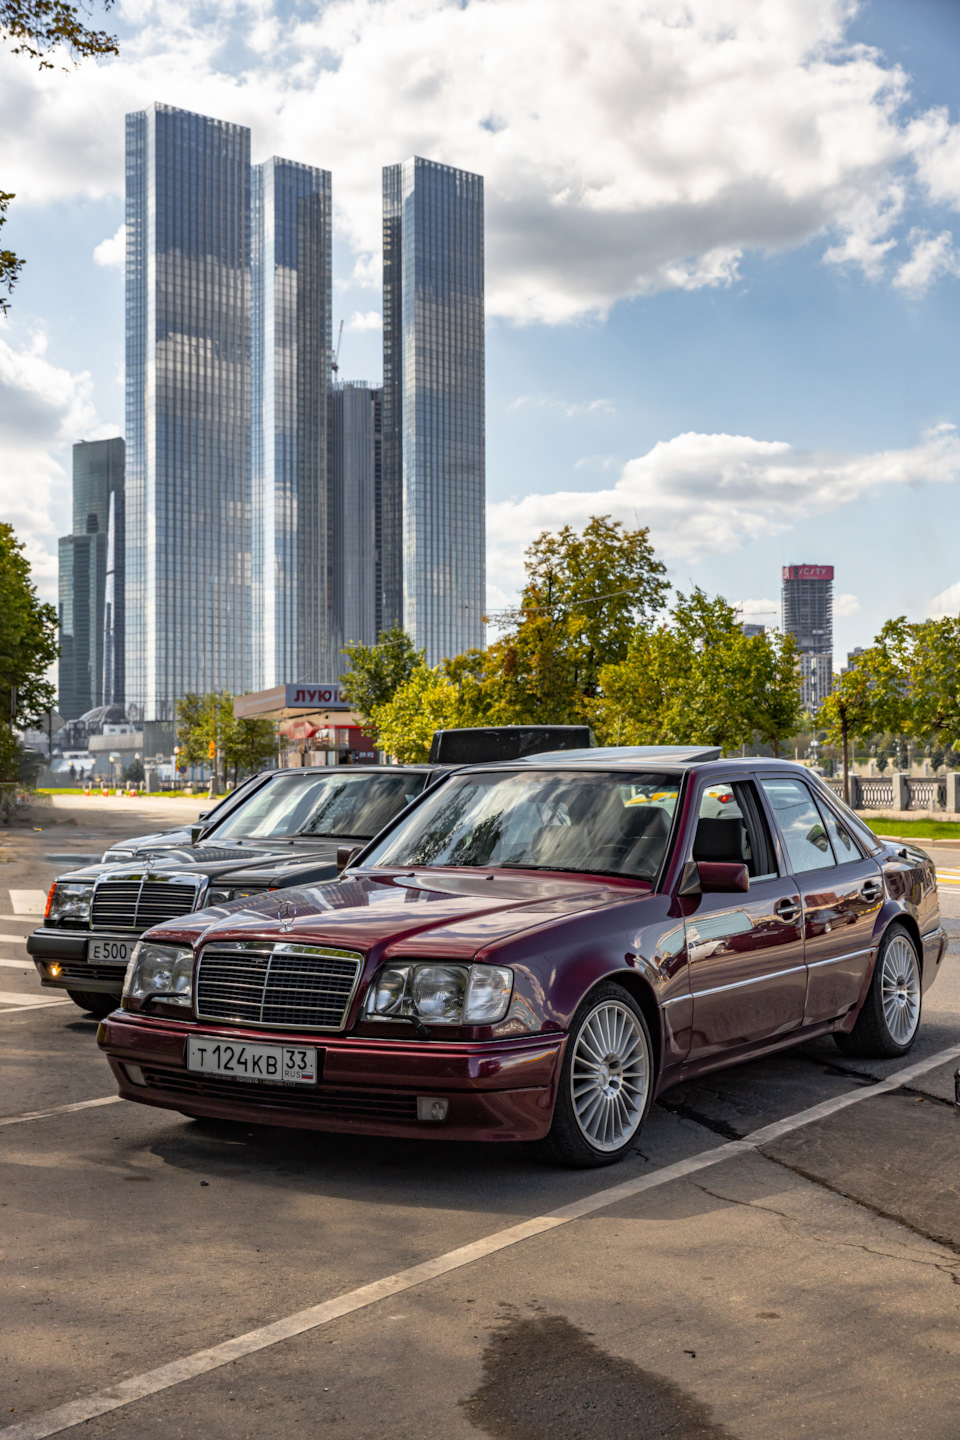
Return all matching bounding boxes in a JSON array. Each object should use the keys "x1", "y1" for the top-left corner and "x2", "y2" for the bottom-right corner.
[{"x1": 3, "y1": 0, "x2": 960, "y2": 667}]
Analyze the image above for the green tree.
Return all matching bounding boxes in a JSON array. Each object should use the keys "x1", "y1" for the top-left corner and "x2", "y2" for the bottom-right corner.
[
  {"x1": 224, "y1": 715, "x2": 277, "y2": 782},
  {"x1": 340, "y1": 625, "x2": 424, "y2": 728},
  {"x1": 742, "y1": 629, "x2": 803, "y2": 757},
  {"x1": 595, "y1": 590, "x2": 803, "y2": 755},
  {"x1": 174, "y1": 692, "x2": 207, "y2": 769},
  {"x1": 368, "y1": 664, "x2": 460, "y2": 762},
  {"x1": 0, "y1": 522, "x2": 59, "y2": 780},
  {"x1": 493, "y1": 515, "x2": 669, "y2": 719},
  {"x1": 1, "y1": 0, "x2": 119, "y2": 310}
]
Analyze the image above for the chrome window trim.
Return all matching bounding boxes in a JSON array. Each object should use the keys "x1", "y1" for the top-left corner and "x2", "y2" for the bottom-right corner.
[{"x1": 193, "y1": 941, "x2": 364, "y2": 1032}]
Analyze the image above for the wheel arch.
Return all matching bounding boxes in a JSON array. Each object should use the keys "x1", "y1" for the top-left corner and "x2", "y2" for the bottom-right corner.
[{"x1": 576, "y1": 968, "x2": 663, "y2": 1077}]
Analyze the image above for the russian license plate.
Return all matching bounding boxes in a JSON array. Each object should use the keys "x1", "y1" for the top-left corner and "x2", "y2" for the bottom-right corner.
[
  {"x1": 186, "y1": 1037, "x2": 319, "y2": 1085},
  {"x1": 87, "y1": 935, "x2": 135, "y2": 965}
]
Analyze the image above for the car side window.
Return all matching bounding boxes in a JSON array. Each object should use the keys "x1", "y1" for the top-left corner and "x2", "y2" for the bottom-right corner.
[
  {"x1": 692, "y1": 781, "x2": 777, "y2": 880},
  {"x1": 814, "y1": 798, "x2": 860, "y2": 863},
  {"x1": 760, "y1": 777, "x2": 836, "y2": 874}
]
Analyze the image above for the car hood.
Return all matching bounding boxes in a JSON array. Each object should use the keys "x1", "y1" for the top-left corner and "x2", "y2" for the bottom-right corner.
[
  {"x1": 59, "y1": 837, "x2": 344, "y2": 884},
  {"x1": 147, "y1": 868, "x2": 651, "y2": 959}
]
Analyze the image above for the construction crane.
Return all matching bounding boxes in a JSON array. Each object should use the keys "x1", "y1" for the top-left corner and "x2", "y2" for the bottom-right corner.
[{"x1": 331, "y1": 319, "x2": 344, "y2": 378}]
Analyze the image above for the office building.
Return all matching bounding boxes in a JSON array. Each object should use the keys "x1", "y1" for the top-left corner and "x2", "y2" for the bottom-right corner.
[
  {"x1": 329, "y1": 381, "x2": 383, "y2": 655},
  {"x1": 58, "y1": 438, "x2": 125, "y2": 719},
  {"x1": 782, "y1": 563, "x2": 834, "y2": 711},
  {"x1": 125, "y1": 104, "x2": 254, "y2": 724},
  {"x1": 252, "y1": 157, "x2": 333, "y2": 686},
  {"x1": 382, "y1": 156, "x2": 485, "y2": 664}
]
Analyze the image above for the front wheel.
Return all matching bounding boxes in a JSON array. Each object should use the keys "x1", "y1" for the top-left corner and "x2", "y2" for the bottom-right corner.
[
  {"x1": 66, "y1": 989, "x2": 120, "y2": 1020},
  {"x1": 542, "y1": 982, "x2": 654, "y2": 1168},
  {"x1": 835, "y1": 924, "x2": 921, "y2": 1059}
]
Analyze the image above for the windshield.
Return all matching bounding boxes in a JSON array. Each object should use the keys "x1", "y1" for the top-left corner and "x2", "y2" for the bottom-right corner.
[
  {"x1": 209, "y1": 771, "x2": 429, "y2": 841},
  {"x1": 361, "y1": 769, "x2": 680, "y2": 880}
]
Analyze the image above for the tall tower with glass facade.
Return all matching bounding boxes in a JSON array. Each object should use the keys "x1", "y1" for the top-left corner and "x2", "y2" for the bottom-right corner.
[
  {"x1": 125, "y1": 104, "x2": 253, "y2": 724},
  {"x1": 329, "y1": 381, "x2": 383, "y2": 658},
  {"x1": 252, "y1": 158, "x2": 333, "y2": 687},
  {"x1": 58, "y1": 438, "x2": 126, "y2": 720},
  {"x1": 382, "y1": 157, "x2": 485, "y2": 664},
  {"x1": 782, "y1": 564, "x2": 834, "y2": 711}
]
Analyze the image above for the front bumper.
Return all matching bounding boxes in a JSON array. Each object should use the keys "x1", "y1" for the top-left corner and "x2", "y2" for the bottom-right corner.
[
  {"x1": 98, "y1": 1012, "x2": 565, "y2": 1142},
  {"x1": 27, "y1": 928, "x2": 128, "y2": 994}
]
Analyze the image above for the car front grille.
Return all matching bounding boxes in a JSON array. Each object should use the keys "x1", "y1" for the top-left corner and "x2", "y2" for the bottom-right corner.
[
  {"x1": 139, "y1": 1065, "x2": 418, "y2": 1121},
  {"x1": 195, "y1": 945, "x2": 363, "y2": 1031},
  {"x1": 91, "y1": 878, "x2": 202, "y2": 933}
]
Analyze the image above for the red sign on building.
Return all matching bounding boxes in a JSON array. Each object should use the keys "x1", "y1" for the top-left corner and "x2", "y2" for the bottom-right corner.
[{"x1": 782, "y1": 565, "x2": 834, "y2": 581}]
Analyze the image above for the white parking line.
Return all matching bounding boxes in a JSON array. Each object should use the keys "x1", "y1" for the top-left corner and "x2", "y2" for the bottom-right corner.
[
  {"x1": 3, "y1": 1039, "x2": 959, "y2": 1440},
  {"x1": 8, "y1": 891, "x2": 47, "y2": 916},
  {"x1": 0, "y1": 1000, "x2": 73, "y2": 1016},
  {"x1": 0, "y1": 935, "x2": 31, "y2": 943},
  {"x1": 0, "y1": 958, "x2": 31, "y2": 968},
  {"x1": 0, "y1": 1095, "x2": 121, "y2": 1129}
]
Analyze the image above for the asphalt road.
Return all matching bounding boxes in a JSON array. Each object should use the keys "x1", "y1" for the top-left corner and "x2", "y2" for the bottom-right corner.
[{"x1": 2, "y1": 805, "x2": 960, "y2": 1440}]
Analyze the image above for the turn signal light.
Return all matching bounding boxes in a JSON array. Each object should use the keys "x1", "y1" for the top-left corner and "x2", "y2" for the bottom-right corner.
[
  {"x1": 49, "y1": 963, "x2": 61, "y2": 977},
  {"x1": 44, "y1": 883, "x2": 57, "y2": 919}
]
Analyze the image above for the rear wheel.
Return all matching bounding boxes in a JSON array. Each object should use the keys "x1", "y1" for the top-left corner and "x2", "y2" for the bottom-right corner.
[
  {"x1": 66, "y1": 989, "x2": 119, "y2": 1020},
  {"x1": 543, "y1": 982, "x2": 654, "y2": 1168},
  {"x1": 835, "y1": 924, "x2": 921, "y2": 1059}
]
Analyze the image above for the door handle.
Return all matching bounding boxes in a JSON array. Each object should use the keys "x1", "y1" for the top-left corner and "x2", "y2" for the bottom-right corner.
[
  {"x1": 775, "y1": 897, "x2": 801, "y2": 924},
  {"x1": 861, "y1": 879, "x2": 882, "y2": 903}
]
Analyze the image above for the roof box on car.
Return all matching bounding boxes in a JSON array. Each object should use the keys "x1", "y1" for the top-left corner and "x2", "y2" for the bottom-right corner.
[{"x1": 428, "y1": 725, "x2": 596, "y2": 765}]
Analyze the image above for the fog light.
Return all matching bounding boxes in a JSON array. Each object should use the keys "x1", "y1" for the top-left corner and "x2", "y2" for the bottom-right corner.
[
  {"x1": 124, "y1": 1063, "x2": 147, "y2": 1087},
  {"x1": 416, "y1": 1096, "x2": 449, "y2": 1122},
  {"x1": 49, "y1": 963, "x2": 61, "y2": 977}
]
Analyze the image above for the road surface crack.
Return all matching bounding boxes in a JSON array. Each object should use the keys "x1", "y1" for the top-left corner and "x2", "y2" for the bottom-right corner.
[{"x1": 693, "y1": 1170, "x2": 960, "y2": 1282}]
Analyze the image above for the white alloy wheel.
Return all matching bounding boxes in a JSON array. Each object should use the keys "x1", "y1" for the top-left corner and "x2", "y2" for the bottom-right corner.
[
  {"x1": 570, "y1": 999, "x2": 651, "y2": 1153},
  {"x1": 880, "y1": 934, "x2": 921, "y2": 1046}
]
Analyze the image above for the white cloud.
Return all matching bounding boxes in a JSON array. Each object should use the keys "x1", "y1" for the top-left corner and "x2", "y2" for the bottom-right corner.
[
  {"x1": 487, "y1": 424, "x2": 960, "y2": 598},
  {"x1": 345, "y1": 309, "x2": 382, "y2": 332},
  {"x1": 93, "y1": 224, "x2": 126, "y2": 270},
  {"x1": 834, "y1": 592, "x2": 861, "y2": 617},
  {"x1": 509, "y1": 394, "x2": 615, "y2": 418},
  {"x1": 2, "y1": 0, "x2": 960, "y2": 321},
  {"x1": 0, "y1": 324, "x2": 112, "y2": 599},
  {"x1": 892, "y1": 229, "x2": 960, "y2": 296},
  {"x1": 928, "y1": 579, "x2": 960, "y2": 620}
]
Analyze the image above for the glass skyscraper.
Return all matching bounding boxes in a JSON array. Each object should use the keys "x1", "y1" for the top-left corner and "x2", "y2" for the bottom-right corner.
[
  {"x1": 125, "y1": 104, "x2": 253, "y2": 723},
  {"x1": 382, "y1": 157, "x2": 485, "y2": 664},
  {"x1": 58, "y1": 437, "x2": 125, "y2": 719},
  {"x1": 329, "y1": 381, "x2": 383, "y2": 657},
  {"x1": 252, "y1": 158, "x2": 333, "y2": 686}
]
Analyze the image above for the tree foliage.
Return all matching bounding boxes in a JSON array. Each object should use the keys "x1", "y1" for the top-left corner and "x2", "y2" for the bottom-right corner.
[
  {"x1": 339, "y1": 625, "x2": 424, "y2": 729},
  {"x1": 0, "y1": 522, "x2": 59, "y2": 779},
  {"x1": 593, "y1": 590, "x2": 803, "y2": 754},
  {"x1": 175, "y1": 691, "x2": 276, "y2": 782},
  {"x1": 1, "y1": 0, "x2": 118, "y2": 310}
]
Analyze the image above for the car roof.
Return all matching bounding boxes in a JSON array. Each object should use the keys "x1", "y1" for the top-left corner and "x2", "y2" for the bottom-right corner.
[{"x1": 455, "y1": 749, "x2": 815, "y2": 777}]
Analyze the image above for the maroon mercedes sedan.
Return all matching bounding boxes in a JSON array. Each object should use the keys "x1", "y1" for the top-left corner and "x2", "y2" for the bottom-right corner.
[{"x1": 97, "y1": 750, "x2": 946, "y2": 1167}]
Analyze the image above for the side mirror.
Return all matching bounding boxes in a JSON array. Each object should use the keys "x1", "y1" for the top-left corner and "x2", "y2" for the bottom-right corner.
[
  {"x1": 337, "y1": 845, "x2": 362, "y2": 874},
  {"x1": 190, "y1": 825, "x2": 208, "y2": 845},
  {"x1": 197, "y1": 811, "x2": 210, "y2": 821},
  {"x1": 678, "y1": 859, "x2": 749, "y2": 896}
]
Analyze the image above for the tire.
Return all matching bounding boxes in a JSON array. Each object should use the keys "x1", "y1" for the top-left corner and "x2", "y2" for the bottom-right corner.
[
  {"x1": 66, "y1": 989, "x2": 120, "y2": 1020},
  {"x1": 835, "y1": 923, "x2": 922, "y2": 1059},
  {"x1": 542, "y1": 982, "x2": 655, "y2": 1168}
]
